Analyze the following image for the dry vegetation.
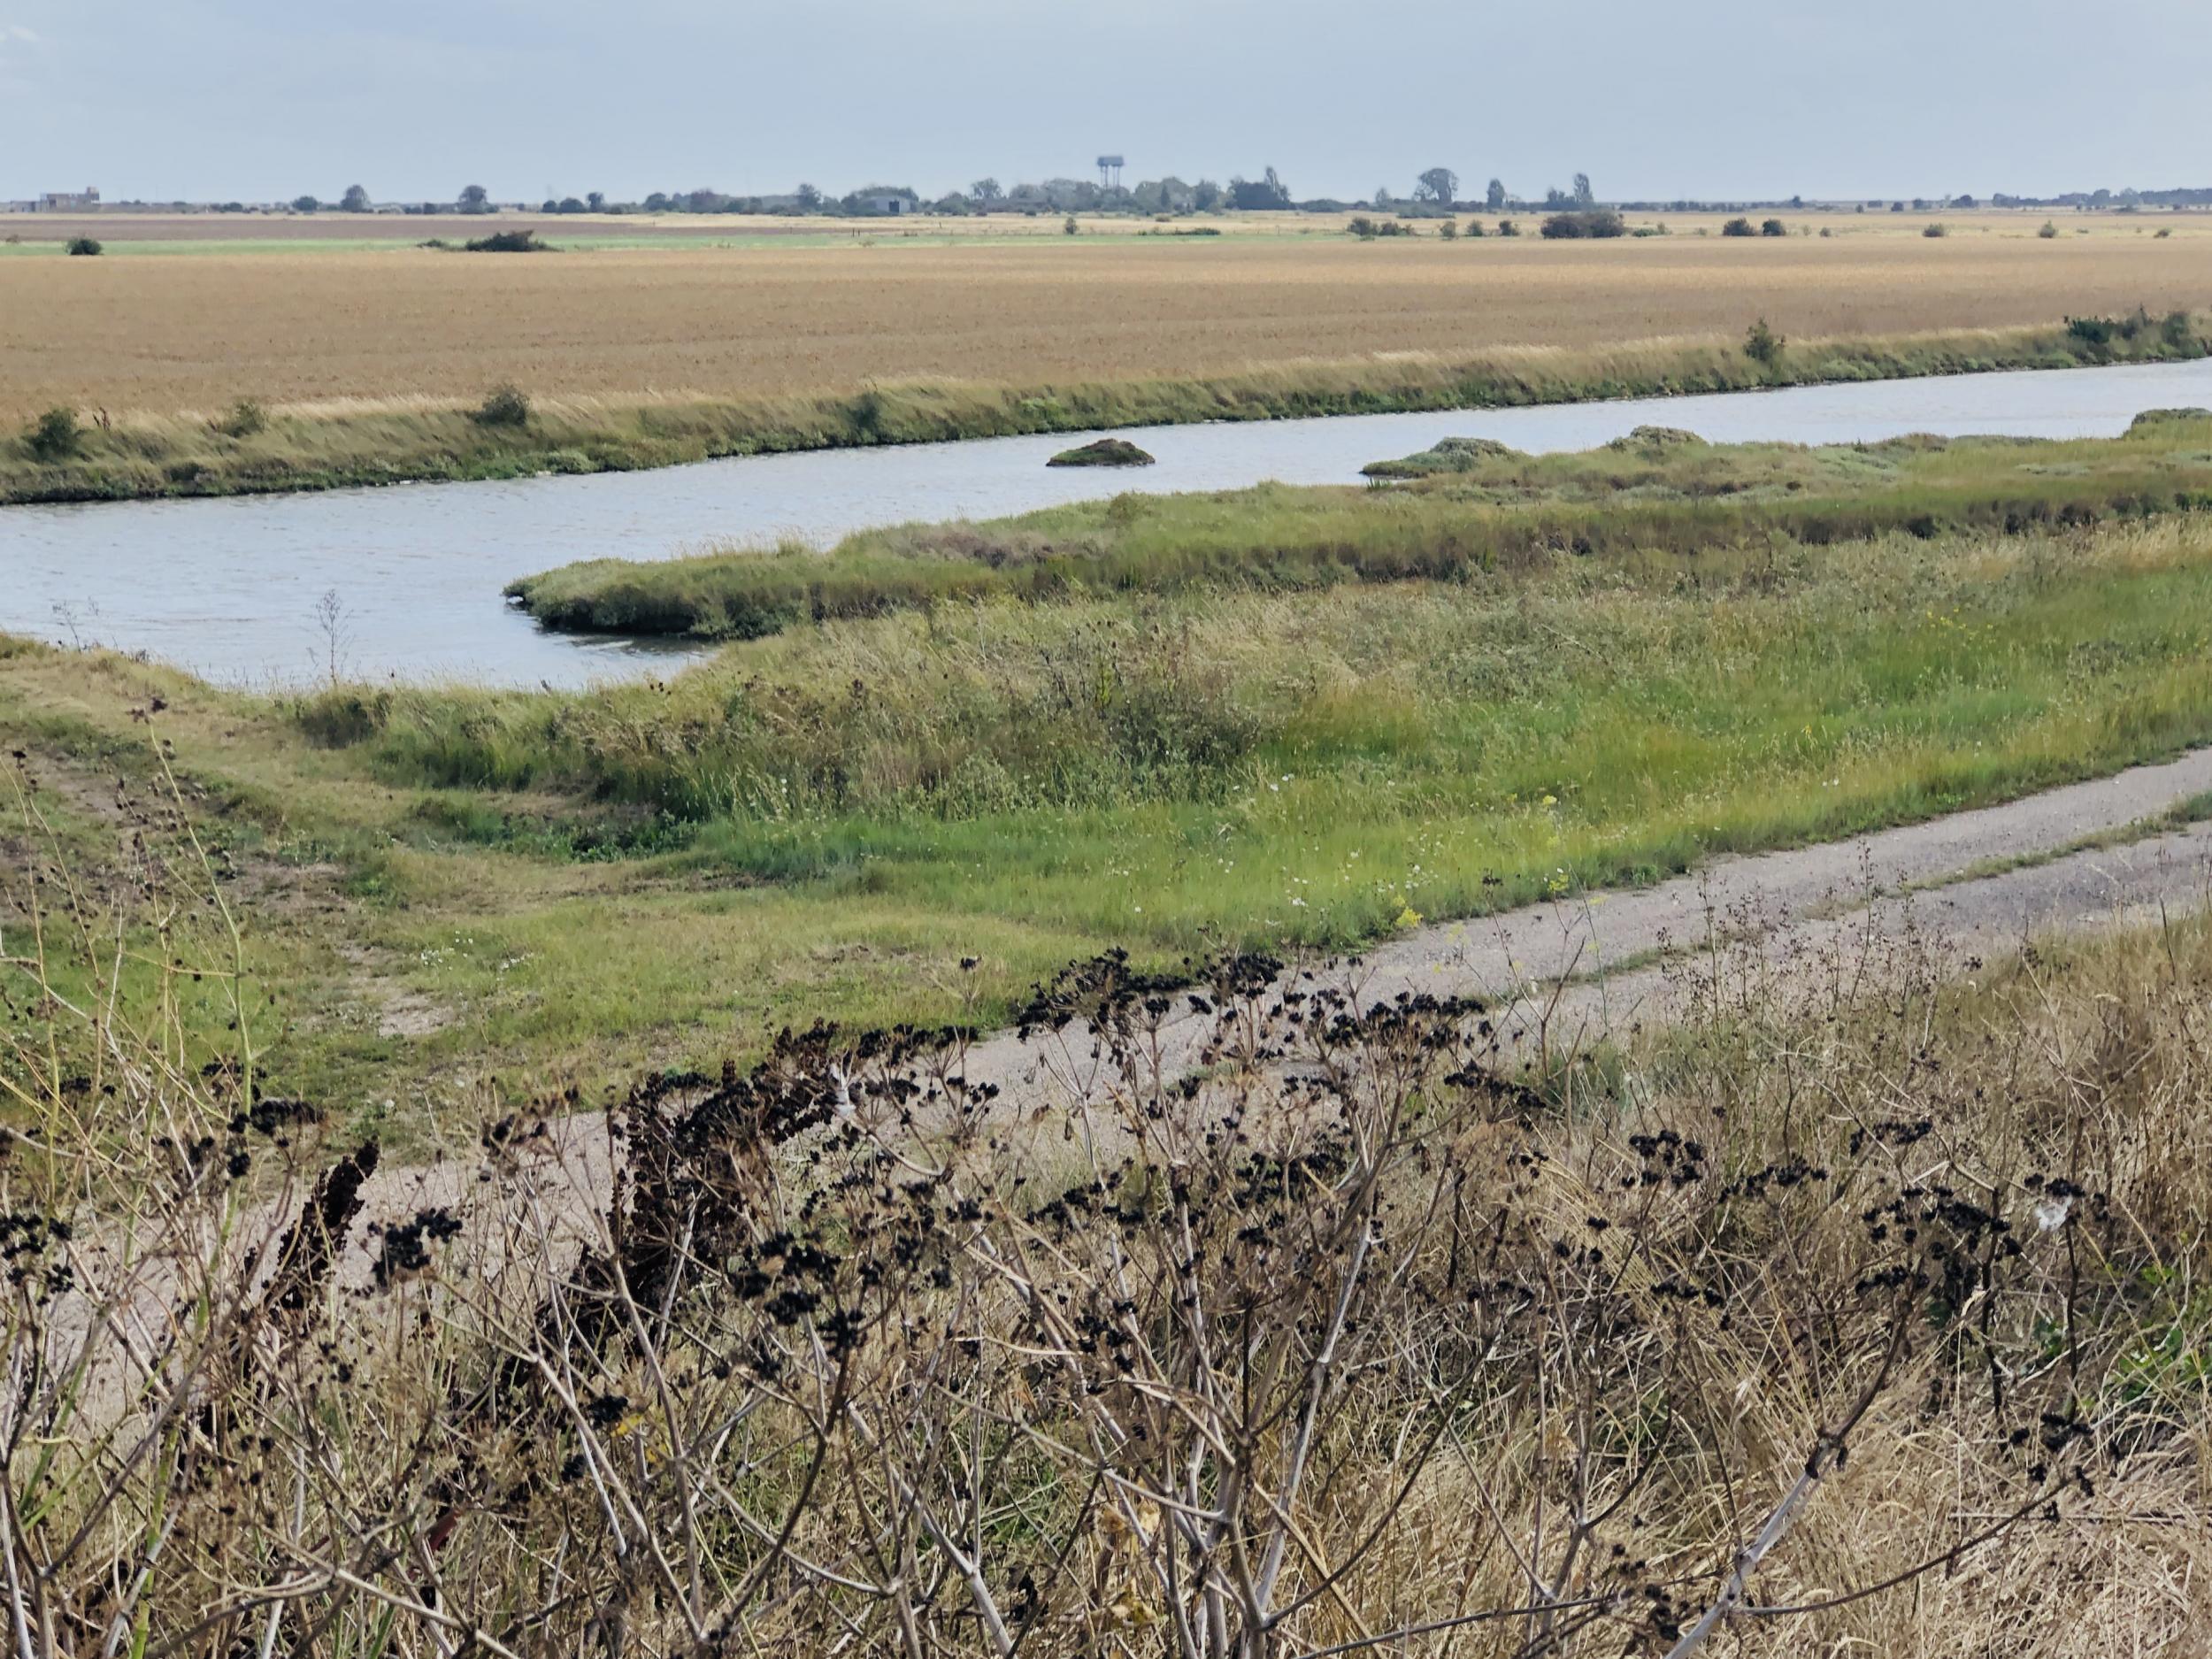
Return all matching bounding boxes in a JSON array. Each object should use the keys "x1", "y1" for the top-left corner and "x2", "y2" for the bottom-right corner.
[
  {"x1": 4, "y1": 754, "x2": 2208, "y2": 1656},
  {"x1": 7, "y1": 219, "x2": 2212, "y2": 421}
]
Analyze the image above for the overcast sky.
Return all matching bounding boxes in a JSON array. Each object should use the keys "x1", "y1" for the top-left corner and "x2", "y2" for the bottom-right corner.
[{"x1": 4, "y1": 0, "x2": 2206, "y2": 204}]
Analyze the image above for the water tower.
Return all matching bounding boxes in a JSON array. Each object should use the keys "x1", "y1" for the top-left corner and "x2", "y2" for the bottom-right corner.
[{"x1": 1097, "y1": 155, "x2": 1125, "y2": 189}]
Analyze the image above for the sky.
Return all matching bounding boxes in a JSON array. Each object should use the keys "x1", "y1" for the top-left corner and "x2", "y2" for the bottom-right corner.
[{"x1": 3, "y1": 0, "x2": 2207, "y2": 205}]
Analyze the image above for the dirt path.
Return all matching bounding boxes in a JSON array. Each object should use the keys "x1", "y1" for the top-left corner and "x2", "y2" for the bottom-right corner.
[
  {"x1": 310, "y1": 747, "x2": 2212, "y2": 1256},
  {"x1": 54, "y1": 748, "x2": 2212, "y2": 1424}
]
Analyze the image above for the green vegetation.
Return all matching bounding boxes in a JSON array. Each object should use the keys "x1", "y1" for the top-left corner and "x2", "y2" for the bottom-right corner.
[
  {"x1": 16, "y1": 430, "x2": 2212, "y2": 1098},
  {"x1": 1540, "y1": 209, "x2": 1625, "y2": 238},
  {"x1": 4, "y1": 312, "x2": 2204, "y2": 504},
  {"x1": 472, "y1": 382, "x2": 532, "y2": 427},
  {"x1": 1046, "y1": 436, "x2": 1155, "y2": 467},
  {"x1": 512, "y1": 417, "x2": 2212, "y2": 640},
  {"x1": 24, "y1": 406, "x2": 82, "y2": 460},
  {"x1": 65, "y1": 235, "x2": 101, "y2": 256}
]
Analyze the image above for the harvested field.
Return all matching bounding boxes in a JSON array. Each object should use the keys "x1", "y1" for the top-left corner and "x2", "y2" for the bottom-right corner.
[{"x1": 7, "y1": 222, "x2": 2212, "y2": 422}]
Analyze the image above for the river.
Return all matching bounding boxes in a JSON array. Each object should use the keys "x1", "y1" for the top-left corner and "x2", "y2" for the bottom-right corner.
[{"x1": 9, "y1": 357, "x2": 2212, "y2": 688}]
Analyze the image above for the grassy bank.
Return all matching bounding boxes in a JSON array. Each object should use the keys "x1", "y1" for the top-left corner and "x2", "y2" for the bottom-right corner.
[
  {"x1": 4, "y1": 311, "x2": 2204, "y2": 503},
  {"x1": 511, "y1": 411, "x2": 2212, "y2": 638},
  {"x1": 13, "y1": 488, "x2": 2212, "y2": 1107}
]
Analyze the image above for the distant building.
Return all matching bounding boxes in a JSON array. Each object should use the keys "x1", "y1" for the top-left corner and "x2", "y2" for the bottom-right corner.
[
  {"x1": 36, "y1": 187, "x2": 99, "y2": 211},
  {"x1": 853, "y1": 192, "x2": 909, "y2": 216}
]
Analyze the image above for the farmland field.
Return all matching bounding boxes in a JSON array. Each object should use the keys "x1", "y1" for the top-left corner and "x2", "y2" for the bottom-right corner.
[{"x1": 6, "y1": 211, "x2": 2212, "y2": 421}]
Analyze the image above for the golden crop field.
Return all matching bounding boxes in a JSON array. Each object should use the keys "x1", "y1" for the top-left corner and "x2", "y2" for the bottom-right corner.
[{"x1": 5, "y1": 211, "x2": 2212, "y2": 422}]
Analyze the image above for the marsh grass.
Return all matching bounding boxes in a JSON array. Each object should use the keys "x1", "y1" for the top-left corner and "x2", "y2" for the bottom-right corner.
[
  {"x1": 327, "y1": 509, "x2": 2212, "y2": 964},
  {"x1": 2, "y1": 313, "x2": 2201, "y2": 503},
  {"x1": 511, "y1": 418, "x2": 2212, "y2": 639}
]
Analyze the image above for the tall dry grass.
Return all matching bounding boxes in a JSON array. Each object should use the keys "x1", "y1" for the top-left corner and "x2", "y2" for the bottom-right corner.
[{"x1": 3, "y1": 742, "x2": 2208, "y2": 1655}]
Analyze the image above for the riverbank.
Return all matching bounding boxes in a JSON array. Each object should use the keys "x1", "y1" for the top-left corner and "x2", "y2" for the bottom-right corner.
[
  {"x1": 14, "y1": 485, "x2": 2212, "y2": 1106},
  {"x1": 5, "y1": 312, "x2": 2205, "y2": 504}
]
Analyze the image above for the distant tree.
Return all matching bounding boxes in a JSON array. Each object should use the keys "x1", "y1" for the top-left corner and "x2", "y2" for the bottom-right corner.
[
  {"x1": 587, "y1": 190, "x2": 605, "y2": 212},
  {"x1": 1228, "y1": 169, "x2": 1292, "y2": 211},
  {"x1": 1760, "y1": 217, "x2": 1786, "y2": 236},
  {"x1": 686, "y1": 188, "x2": 723, "y2": 213},
  {"x1": 970, "y1": 178, "x2": 1002, "y2": 206},
  {"x1": 1572, "y1": 172, "x2": 1594, "y2": 206},
  {"x1": 1721, "y1": 216, "x2": 1755, "y2": 237},
  {"x1": 1540, "y1": 209, "x2": 1624, "y2": 239},
  {"x1": 557, "y1": 196, "x2": 587, "y2": 214},
  {"x1": 1374, "y1": 187, "x2": 1393, "y2": 209},
  {"x1": 795, "y1": 182, "x2": 824, "y2": 210},
  {"x1": 339, "y1": 183, "x2": 371, "y2": 212},
  {"x1": 1191, "y1": 178, "x2": 1223, "y2": 211},
  {"x1": 643, "y1": 192, "x2": 671, "y2": 211},
  {"x1": 458, "y1": 183, "x2": 490, "y2": 213},
  {"x1": 292, "y1": 195, "x2": 320, "y2": 213},
  {"x1": 1415, "y1": 167, "x2": 1459, "y2": 205},
  {"x1": 1486, "y1": 177, "x2": 1507, "y2": 210}
]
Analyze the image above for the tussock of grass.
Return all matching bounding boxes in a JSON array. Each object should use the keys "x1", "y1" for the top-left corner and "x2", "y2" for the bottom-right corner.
[{"x1": 4, "y1": 313, "x2": 2203, "y2": 503}]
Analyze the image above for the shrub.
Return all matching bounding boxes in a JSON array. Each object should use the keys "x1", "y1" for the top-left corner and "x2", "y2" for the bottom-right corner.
[
  {"x1": 215, "y1": 398, "x2": 268, "y2": 438},
  {"x1": 2039, "y1": 220, "x2": 2060, "y2": 239},
  {"x1": 462, "y1": 229, "x2": 554, "y2": 254},
  {"x1": 1760, "y1": 217, "x2": 1786, "y2": 236},
  {"x1": 1063, "y1": 215, "x2": 1078, "y2": 235},
  {"x1": 1744, "y1": 317, "x2": 1785, "y2": 365},
  {"x1": 1720, "y1": 217, "x2": 1755, "y2": 237},
  {"x1": 472, "y1": 384, "x2": 531, "y2": 427},
  {"x1": 26, "y1": 406, "x2": 83, "y2": 460},
  {"x1": 1463, "y1": 218, "x2": 1485, "y2": 237},
  {"x1": 2162, "y1": 310, "x2": 2195, "y2": 349},
  {"x1": 1436, "y1": 218, "x2": 1458, "y2": 240},
  {"x1": 65, "y1": 236, "x2": 102, "y2": 257},
  {"x1": 1496, "y1": 218, "x2": 1519, "y2": 236},
  {"x1": 1923, "y1": 222, "x2": 1948, "y2": 238},
  {"x1": 1539, "y1": 209, "x2": 1624, "y2": 239}
]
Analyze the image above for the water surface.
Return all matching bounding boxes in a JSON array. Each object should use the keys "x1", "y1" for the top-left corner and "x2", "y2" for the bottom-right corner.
[{"x1": 10, "y1": 357, "x2": 2212, "y2": 687}]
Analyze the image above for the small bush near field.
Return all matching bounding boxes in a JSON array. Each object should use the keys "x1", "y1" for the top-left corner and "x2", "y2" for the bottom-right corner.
[
  {"x1": 462, "y1": 229, "x2": 554, "y2": 254},
  {"x1": 215, "y1": 398, "x2": 267, "y2": 439},
  {"x1": 27, "y1": 406, "x2": 83, "y2": 459},
  {"x1": 65, "y1": 236, "x2": 102, "y2": 257},
  {"x1": 472, "y1": 384, "x2": 532, "y2": 427},
  {"x1": 1721, "y1": 217, "x2": 1755, "y2": 237}
]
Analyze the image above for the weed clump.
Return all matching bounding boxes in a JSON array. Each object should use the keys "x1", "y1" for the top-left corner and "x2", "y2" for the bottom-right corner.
[
  {"x1": 472, "y1": 383, "x2": 532, "y2": 428},
  {"x1": 65, "y1": 235, "x2": 102, "y2": 256},
  {"x1": 26, "y1": 406, "x2": 83, "y2": 459},
  {"x1": 1745, "y1": 316, "x2": 1785, "y2": 366},
  {"x1": 215, "y1": 398, "x2": 267, "y2": 439}
]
